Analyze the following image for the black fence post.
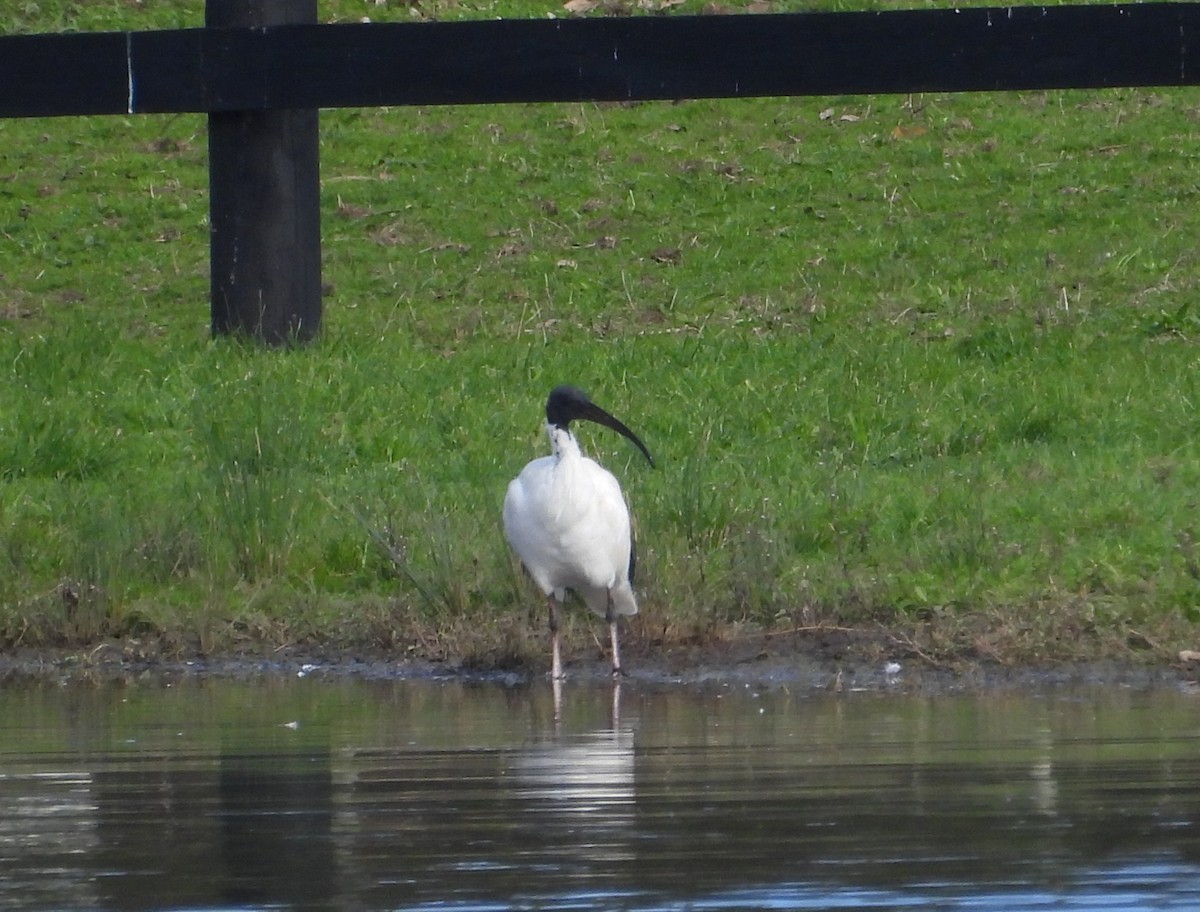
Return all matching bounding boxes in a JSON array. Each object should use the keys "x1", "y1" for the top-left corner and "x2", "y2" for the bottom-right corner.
[{"x1": 206, "y1": 0, "x2": 321, "y2": 345}]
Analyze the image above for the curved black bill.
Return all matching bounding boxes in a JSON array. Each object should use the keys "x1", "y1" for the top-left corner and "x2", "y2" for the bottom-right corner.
[{"x1": 546, "y1": 385, "x2": 655, "y2": 468}]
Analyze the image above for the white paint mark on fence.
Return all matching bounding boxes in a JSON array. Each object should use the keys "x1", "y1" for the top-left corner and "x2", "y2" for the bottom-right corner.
[
  {"x1": 125, "y1": 32, "x2": 135, "y2": 114},
  {"x1": 1182, "y1": 25, "x2": 1187, "y2": 82}
]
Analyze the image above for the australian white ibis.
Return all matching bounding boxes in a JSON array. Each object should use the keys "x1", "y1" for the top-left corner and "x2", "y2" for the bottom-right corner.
[{"x1": 502, "y1": 386, "x2": 654, "y2": 679}]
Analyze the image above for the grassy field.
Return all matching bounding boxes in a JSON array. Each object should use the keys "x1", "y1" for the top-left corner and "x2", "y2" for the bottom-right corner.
[{"x1": 3, "y1": 0, "x2": 1200, "y2": 669}]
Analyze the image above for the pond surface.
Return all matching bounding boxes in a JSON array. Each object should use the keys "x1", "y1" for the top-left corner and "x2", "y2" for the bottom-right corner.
[{"x1": 2, "y1": 675, "x2": 1200, "y2": 911}]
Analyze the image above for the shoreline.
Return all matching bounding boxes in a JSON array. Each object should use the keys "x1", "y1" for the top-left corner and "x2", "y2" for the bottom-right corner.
[{"x1": 4, "y1": 628, "x2": 1198, "y2": 694}]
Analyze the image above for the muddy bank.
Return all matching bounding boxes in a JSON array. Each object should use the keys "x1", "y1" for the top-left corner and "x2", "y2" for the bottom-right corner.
[{"x1": 2, "y1": 627, "x2": 1198, "y2": 694}]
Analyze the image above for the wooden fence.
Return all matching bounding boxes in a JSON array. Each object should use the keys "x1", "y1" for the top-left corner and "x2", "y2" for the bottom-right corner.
[{"x1": 2, "y1": 1, "x2": 1198, "y2": 343}]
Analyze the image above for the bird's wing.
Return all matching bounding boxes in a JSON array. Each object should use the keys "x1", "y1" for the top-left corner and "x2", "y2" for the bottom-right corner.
[{"x1": 503, "y1": 457, "x2": 563, "y2": 595}]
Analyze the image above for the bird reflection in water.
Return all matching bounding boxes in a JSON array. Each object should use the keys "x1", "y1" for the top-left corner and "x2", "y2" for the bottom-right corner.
[{"x1": 506, "y1": 684, "x2": 636, "y2": 867}]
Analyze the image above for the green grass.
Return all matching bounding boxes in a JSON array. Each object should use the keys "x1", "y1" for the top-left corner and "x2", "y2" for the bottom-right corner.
[{"x1": 2, "y1": 0, "x2": 1200, "y2": 666}]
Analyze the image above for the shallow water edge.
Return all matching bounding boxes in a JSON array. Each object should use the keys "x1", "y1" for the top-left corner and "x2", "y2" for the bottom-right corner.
[{"x1": 2, "y1": 641, "x2": 1197, "y2": 695}]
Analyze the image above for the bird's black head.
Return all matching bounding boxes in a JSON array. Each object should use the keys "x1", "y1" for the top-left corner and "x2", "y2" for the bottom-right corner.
[{"x1": 545, "y1": 385, "x2": 654, "y2": 467}]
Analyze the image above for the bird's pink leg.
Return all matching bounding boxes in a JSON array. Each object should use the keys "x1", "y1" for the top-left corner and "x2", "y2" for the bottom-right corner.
[
  {"x1": 609, "y1": 620, "x2": 622, "y2": 677},
  {"x1": 606, "y1": 597, "x2": 624, "y2": 677},
  {"x1": 548, "y1": 593, "x2": 564, "y2": 681}
]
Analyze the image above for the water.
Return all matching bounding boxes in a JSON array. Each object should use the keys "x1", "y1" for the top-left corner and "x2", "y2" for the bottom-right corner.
[{"x1": 2, "y1": 677, "x2": 1199, "y2": 911}]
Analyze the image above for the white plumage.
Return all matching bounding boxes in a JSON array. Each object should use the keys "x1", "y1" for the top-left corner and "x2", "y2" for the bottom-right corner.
[{"x1": 503, "y1": 386, "x2": 653, "y2": 679}]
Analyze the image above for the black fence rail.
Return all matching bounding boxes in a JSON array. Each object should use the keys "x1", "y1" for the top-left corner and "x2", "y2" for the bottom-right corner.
[{"x1": 2, "y1": 1, "x2": 1198, "y2": 342}]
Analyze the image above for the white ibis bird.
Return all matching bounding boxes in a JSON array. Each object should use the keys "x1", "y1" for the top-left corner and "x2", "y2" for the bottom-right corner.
[{"x1": 503, "y1": 386, "x2": 654, "y2": 680}]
